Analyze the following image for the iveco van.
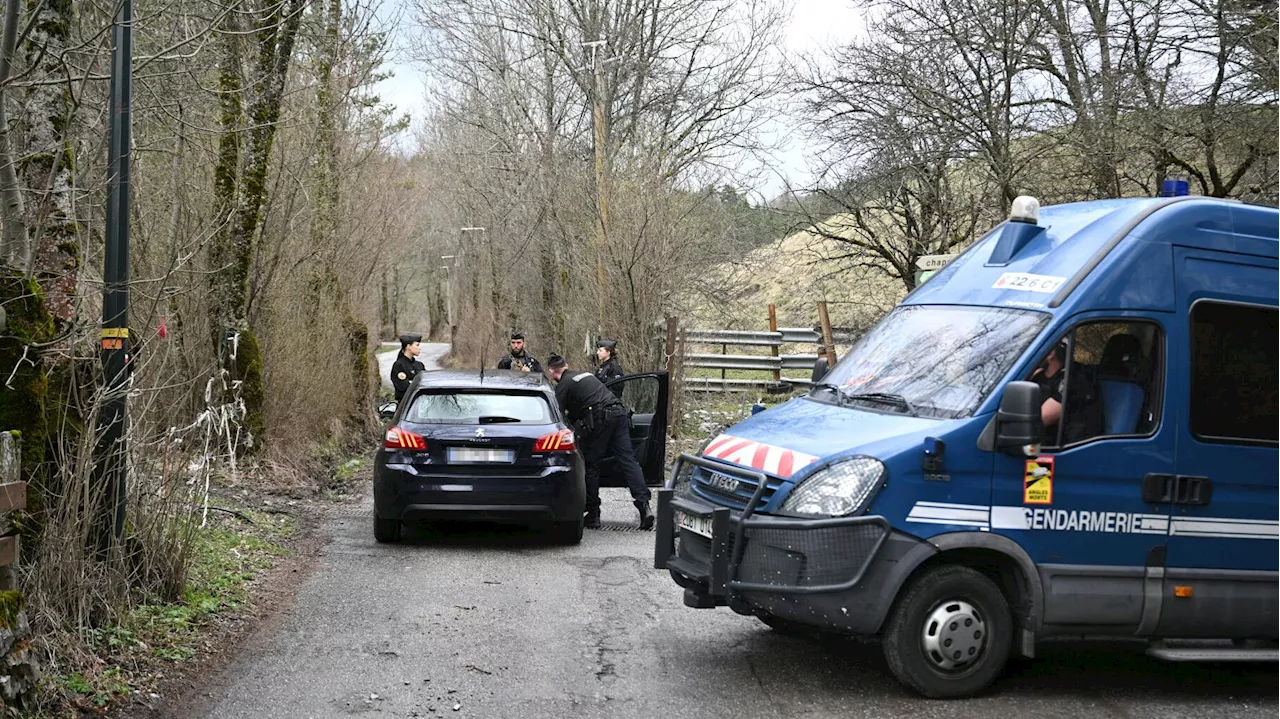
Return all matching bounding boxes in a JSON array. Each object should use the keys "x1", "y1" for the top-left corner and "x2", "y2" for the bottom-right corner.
[{"x1": 655, "y1": 194, "x2": 1278, "y2": 698}]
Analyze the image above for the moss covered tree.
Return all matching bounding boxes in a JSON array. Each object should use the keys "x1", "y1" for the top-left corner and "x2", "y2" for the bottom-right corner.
[{"x1": 208, "y1": 0, "x2": 307, "y2": 447}]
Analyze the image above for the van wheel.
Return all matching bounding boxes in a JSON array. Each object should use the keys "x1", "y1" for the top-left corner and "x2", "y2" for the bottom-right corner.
[
  {"x1": 374, "y1": 516, "x2": 402, "y2": 544},
  {"x1": 882, "y1": 565, "x2": 1012, "y2": 699}
]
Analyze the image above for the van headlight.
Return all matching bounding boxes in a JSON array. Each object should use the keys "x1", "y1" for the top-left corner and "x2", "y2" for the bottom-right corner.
[{"x1": 780, "y1": 457, "x2": 885, "y2": 517}]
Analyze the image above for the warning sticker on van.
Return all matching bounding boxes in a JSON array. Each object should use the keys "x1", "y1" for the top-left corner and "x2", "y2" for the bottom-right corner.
[
  {"x1": 1024, "y1": 457, "x2": 1053, "y2": 504},
  {"x1": 993, "y1": 272, "x2": 1066, "y2": 293}
]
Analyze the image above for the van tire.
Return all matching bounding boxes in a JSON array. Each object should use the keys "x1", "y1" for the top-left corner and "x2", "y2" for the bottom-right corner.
[
  {"x1": 374, "y1": 516, "x2": 402, "y2": 544},
  {"x1": 883, "y1": 565, "x2": 1012, "y2": 698}
]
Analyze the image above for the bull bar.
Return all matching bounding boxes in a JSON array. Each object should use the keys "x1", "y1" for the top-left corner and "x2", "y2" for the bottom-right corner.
[{"x1": 653, "y1": 453, "x2": 891, "y2": 606}]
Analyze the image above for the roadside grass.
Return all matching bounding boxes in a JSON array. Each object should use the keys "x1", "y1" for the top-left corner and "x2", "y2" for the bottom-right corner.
[
  {"x1": 37, "y1": 505, "x2": 297, "y2": 717},
  {"x1": 671, "y1": 391, "x2": 794, "y2": 457},
  {"x1": 375, "y1": 344, "x2": 399, "y2": 355}
]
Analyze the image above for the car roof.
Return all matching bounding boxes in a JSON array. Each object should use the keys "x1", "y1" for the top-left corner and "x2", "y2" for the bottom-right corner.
[{"x1": 409, "y1": 368, "x2": 553, "y2": 392}]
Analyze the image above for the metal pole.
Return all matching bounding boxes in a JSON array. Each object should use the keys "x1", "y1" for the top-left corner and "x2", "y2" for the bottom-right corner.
[
  {"x1": 95, "y1": 0, "x2": 132, "y2": 550},
  {"x1": 768, "y1": 304, "x2": 780, "y2": 383}
]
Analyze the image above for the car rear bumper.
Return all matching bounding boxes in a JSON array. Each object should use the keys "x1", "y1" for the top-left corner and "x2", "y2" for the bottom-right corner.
[
  {"x1": 374, "y1": 458, "x2": 586, "y2": 524},
  {"x1": 654, "y1": 454, "x2": 931, "y2": 636}
]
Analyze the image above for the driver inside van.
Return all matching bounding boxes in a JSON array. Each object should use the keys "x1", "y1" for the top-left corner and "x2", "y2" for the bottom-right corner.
[
  {"x1": 1032, "y1": 340, "x2": 1068, "y2": 435},
  {"x1": 1031, "y1": 338, "x2": 1104, "y2": 445}
]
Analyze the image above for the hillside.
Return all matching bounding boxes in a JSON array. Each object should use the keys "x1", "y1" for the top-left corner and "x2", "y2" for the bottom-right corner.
[{"x1": 676, "y1": 214, "x2": 911, "y2": 336}]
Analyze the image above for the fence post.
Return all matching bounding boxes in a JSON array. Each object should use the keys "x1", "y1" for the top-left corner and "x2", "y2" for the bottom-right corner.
[
  {"x1": 768, "y1": 304, "x2": 780, "y2": 383},
  {"x1": 0, "y1": 431, "x2": 37, "y2": 705},
  {"x1": 664, "y1": 317, "x2": 680, "y2": 438},
  {"x1": 817, "y1": 301, "x2": 837, "y2": 365}
]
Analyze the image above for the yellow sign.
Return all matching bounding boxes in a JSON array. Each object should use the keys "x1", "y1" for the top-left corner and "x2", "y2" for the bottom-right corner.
[
  {"x1": 101, "y1": 327, "x2": 129, "y2": 338},
  {"x1": 1024, "y1": 457, "x2": 1054, "y2": 505}
]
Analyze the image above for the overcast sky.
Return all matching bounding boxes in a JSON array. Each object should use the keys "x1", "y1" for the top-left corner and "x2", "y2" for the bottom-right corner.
[{"x1": 373, "y1": 0, "x2": 868, "y2": 198}]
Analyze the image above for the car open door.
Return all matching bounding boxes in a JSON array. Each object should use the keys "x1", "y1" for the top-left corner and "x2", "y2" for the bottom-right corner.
[{"x1": 599, "y1": 372, "x2": 669, "y2": 486}]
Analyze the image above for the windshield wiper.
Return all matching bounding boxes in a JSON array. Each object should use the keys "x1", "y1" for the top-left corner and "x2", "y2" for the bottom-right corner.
[
  {"x1": 847, "y1": 392, "x2": 917, "y2": 414},
  {"x1": 809, "y1": 382, "x2": 848, "y2": 406},
  {"x1": 478, "y1": 415, "x2": 521, "y2": 424}
]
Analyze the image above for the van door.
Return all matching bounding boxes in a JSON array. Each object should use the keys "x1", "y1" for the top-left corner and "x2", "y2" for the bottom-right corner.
[
  {"x1": 600, "y1": 372, "x2": 670, "y2": 487},
  {"x1": 991, "y1": 315, "x2": 1173, "y2": 633},
  {"x1": 1155, "y1": 248, "x2": 1279, "y2": 638}
]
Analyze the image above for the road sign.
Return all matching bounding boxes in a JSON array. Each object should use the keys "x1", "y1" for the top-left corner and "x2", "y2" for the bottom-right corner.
[{"x1": 916, "y1": 253, "x2": 958, "y2": 271}]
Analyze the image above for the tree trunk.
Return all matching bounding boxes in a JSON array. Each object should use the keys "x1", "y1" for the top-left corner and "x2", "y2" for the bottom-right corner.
[
  {"x1": 0, "y1": 0, "x2": 24, "y2": 270},
  {"x1": 21, "y1": 0, "x2": 81, "y2": 325},
  {"x1": 207, "y1": 0, "x2": 307, "y2": 447}
]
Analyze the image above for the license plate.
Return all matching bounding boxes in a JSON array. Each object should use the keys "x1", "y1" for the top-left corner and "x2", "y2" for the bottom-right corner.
[
  {"x1": 447, "y1": 447, "x2": 515, "y2": 463},
  {"x1": 677, "y1": 510, "x2": 714, "y2": 538}
]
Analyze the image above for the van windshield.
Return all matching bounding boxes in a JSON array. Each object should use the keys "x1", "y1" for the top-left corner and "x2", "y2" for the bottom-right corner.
[{"x1": 815, "y1": 305, "x2": 1048, "y2": 419}]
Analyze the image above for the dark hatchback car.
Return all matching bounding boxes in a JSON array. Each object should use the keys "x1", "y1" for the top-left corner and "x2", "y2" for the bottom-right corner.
[{"x1": 373, "y1": 369, "x2": 670, "y2": 545}]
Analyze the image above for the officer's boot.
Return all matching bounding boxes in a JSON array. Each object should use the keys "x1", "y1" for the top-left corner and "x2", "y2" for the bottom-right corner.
[
  {"x1": 634, "y1": 500, "x2": 654, "y2": 531},
  {"x1": 584, "y1": 508, "x2": 602, "y2": 529}
]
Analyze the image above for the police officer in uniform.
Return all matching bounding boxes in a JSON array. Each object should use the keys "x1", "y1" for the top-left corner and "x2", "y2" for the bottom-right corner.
[
  {"x1": 594, "y1": 338, "x2": 625, "y2": 398},
  {"x1": 497, "y1": 332, "x2": 543, "y2": 373},
  {"x1": 1031, "y1": 338, "x2": 1103, "y2": 445},
  {"x1": 546, "y1": 353, "x2": 652, "y2": 530},
  {"x1": 391, "y1": 333, "x2": 426, "y2": 402}
]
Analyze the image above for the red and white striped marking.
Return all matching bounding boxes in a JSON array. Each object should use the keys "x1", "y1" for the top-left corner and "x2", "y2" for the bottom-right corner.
[{"x1": 702, "y1": 434, "x2": 819, "y2": 479}]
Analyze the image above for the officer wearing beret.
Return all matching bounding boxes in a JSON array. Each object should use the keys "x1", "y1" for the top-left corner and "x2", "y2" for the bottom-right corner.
[
  {"x1": 497, "y1": 332, "x2": 543, "y2": 373},
  {"x1": 594, "y1": 338, "x2": 625, "y2": 398},
  {"x1": 391, "y1": 334, "x2": 426, "y2": 401},
  {"x1": 546, "y1": 353, "x2": 653, "y2": 530}
]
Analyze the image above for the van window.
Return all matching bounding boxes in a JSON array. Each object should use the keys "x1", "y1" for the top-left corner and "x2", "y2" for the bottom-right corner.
[
  {"x1": 1031, "y1": 321, "x2": 1163, "y2": 448},
  {"x1": 817, "y1": 305, "x2": 1049, "y2": 419},
  {"x1": 1189, "y1": 302, "x2": 1278, "y2": 444}
]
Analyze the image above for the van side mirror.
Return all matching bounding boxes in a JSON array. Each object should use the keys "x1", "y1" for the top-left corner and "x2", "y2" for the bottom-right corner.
[
  {"x1": 996, "y1": 381, "x2": 1042, "y2": 457},
  {"x1": 811, "y1": 357, "x2": 830, "y2": 384}
]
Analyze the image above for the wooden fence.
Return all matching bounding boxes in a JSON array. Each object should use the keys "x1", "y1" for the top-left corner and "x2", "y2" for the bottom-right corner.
[{"x1": 671, "y1": 302, "x2": 856, "y2": 393}]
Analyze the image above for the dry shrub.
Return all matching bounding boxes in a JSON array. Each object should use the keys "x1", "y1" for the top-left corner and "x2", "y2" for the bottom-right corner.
[{"x1": 21, "y1": 365, "x2": 227, "y2": 677}]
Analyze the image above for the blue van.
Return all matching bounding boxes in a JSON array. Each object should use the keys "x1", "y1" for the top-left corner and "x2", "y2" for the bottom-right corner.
[{"x1": 654, "y1": 194, "x2": 1279, "y2": 698}]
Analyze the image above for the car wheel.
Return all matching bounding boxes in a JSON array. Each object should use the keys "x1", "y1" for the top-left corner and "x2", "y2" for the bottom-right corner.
[
  {"x1": 882, "y1": 565, "x2": 1012, "y2": 699},
  {"x1": 374, "y1": 516, "x2": 402, "y2": 544},
  {"x1": 551, "y1": 516, "x2": 584, "y2": 545}
]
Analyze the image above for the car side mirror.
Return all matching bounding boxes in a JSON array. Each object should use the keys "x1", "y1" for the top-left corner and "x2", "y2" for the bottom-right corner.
[
  {"x1": 811, "y1": 357, "x2": 830, "y2": 384},
  {"x1": 996, "y1": 381, "x2": 1042, "y2": 457},
  {"x1": 378, "y1": 402, "x2": 397, "y2": 421}
]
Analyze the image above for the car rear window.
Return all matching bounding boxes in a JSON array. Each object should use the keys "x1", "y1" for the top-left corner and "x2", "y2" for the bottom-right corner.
[{"x1": 404, "y1": 391, "x2": 553, "y2": 425}]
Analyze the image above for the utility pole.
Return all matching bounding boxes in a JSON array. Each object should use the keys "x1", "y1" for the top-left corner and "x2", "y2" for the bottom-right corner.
[{"x1": 94, "y1": 0, "x2": 133, "y2": 550}]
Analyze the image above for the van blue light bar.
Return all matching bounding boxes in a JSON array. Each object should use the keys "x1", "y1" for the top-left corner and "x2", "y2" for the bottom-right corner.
[{"x1": 1158, "y1": 178, "x2": 1190, "y2": 197}]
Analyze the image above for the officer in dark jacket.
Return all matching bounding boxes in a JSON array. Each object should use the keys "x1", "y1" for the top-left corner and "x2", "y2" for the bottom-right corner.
[
  {"x1": 594, "y1": 338, "x2": 625, "y2": 398},
  {"x1": 497, "y1": 332, "x2": 543, "y2": 373},
  {"x1": 391, "y1": 333, "x2": 426, "y2": 401},
  {"x1": 546, "y1": 353, "x2": 652, "y2": 530},
  {"x1": 1031, "y1": 338, "x2": 1103, "y2": 445}
]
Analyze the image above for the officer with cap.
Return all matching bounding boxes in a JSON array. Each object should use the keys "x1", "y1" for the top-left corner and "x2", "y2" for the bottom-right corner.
[
  {"x1": 546, "y1": 352, "x2": 653, "y2": 530},
  {"x1": 391, "y1": 333, "x2": 426, "y2": 401},
  {"x1": 497, "y1": 332, "x2": 543, "y2": 373},
  {"x1": 594, "y1": 338, "x2": 625, "y2": 398}
]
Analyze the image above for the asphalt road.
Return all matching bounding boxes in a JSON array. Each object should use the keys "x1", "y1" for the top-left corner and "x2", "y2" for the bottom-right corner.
[
  {"x1": 189, "y1": 492, "x2": 1276, "y2": 719},
  {"x1": 191, "y1": 342, "x2": 1276, "y2": 719},
  {"x1": 378, "y1": 342, "x2": 450, "y2": 393}
]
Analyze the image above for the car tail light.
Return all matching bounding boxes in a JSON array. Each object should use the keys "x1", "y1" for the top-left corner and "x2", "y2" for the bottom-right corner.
[
  {"x1": 384, "y1": 427, "x2": 427, "y2": 450},
  {"x1": 534, "y1": 429, "x2": 576, "y2": 452}
]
